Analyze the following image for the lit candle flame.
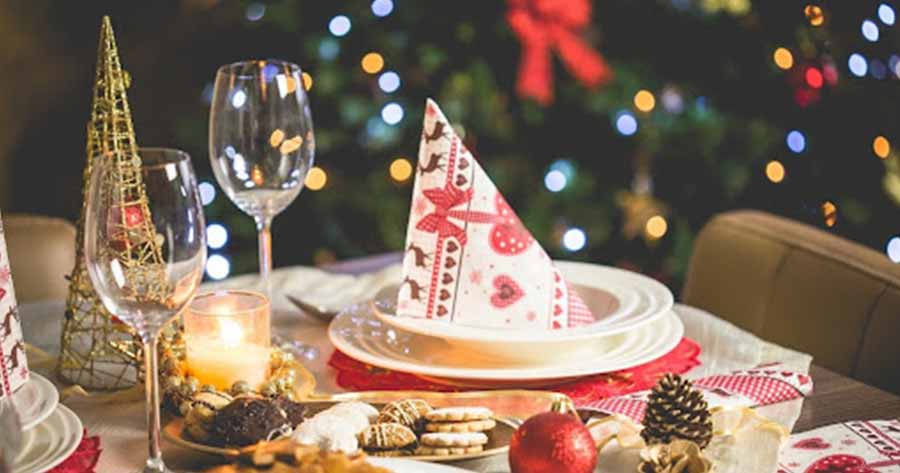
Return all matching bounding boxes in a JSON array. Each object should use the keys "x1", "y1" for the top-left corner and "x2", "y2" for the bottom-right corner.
[{"x1": 219, "y1": 319, "x2": 243, "y2": 347}]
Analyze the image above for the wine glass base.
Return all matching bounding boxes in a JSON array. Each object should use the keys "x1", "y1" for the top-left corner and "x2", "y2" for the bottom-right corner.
[{"x1": 142, "y1": 457, "x2": 173, "y2": 473}]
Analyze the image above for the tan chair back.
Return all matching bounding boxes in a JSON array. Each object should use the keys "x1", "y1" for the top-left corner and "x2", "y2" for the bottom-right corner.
[
  {"x1": 683, "y1": 210, "x2": 900, "y2": 394},
  {"x1": 3, "y1": 214, "x2": 76, "y2": 303}
]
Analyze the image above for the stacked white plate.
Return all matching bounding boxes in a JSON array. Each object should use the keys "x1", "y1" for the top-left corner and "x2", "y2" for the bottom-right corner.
[
  {"x1": 329, "y1": 261, "x2": 681, "y2": 388},
  {"x1": 4, "y1": 373, "x2": 83, "y2": 473}
]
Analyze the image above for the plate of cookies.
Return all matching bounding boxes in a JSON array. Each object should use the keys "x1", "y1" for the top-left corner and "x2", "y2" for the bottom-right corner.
[{"x1": 163, "y1": 391, "x2": 538, "y2": 463}]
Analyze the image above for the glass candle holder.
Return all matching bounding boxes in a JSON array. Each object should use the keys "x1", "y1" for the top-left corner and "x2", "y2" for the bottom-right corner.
[{"x1": 184, "y1": 290, "x2": 271, "y2": 391}]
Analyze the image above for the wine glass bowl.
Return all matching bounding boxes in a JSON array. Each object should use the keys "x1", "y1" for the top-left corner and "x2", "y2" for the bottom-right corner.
[{"x1": 209, "y1": 59, "x2": 315, "y2": 280}]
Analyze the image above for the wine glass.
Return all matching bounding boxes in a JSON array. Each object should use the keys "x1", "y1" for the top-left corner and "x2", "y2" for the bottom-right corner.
[
  {"x1": 85, "y1": 148, "x2": 206, "y2": 473},
  {"x1": 209, "y1": 59, "x2": 315, "y2": 284}
]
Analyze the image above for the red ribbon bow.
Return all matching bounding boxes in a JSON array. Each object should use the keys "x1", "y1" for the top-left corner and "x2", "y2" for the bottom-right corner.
[
  {"x1": 416, "y1": 184, "x2": 499, "y2": 245},
  {"x1": 507, "y1": 0, "x2": 613, "y2": 105}
]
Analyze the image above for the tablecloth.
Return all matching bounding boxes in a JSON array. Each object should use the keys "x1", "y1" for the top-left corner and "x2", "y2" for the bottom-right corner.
[{"x1": 20, "y1": 264, "x2": 812, "y2": 473}]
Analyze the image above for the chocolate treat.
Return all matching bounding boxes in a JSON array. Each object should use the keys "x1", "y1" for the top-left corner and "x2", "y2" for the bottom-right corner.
[
  {"x1": 277, "y1": 397, "x2": 308, "y2": 426},
  {"x1": 213, "y1": 396, "x2": 296, "y2": 447}
]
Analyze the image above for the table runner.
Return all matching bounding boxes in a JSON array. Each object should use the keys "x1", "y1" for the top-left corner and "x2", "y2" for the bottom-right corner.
[{"x1": 19, "y1": 264, "x2": 812, "y2": 472}]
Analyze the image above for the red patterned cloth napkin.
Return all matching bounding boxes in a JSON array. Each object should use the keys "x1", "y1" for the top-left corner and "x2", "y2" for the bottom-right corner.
[
  {"x1": 49, "y1": 430, "x2": 101, "y2": 473},
  {"x1": 328, "y1": 337, "x2": 701, "y2": 405},
  {"x1": 587, "y1": 362, "x2": 813, "y2": 422},
  {"x1": 778, "y1": 419, "x2": 900, "y2": 472}
]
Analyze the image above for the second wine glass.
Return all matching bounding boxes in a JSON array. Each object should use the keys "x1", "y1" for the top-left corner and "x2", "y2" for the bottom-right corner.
[{"x1": 209, "y1": 59, "x2": 315, "y2": 283}]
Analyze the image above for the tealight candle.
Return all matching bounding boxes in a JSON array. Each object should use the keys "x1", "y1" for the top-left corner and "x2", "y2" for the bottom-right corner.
[{"x1": 184, "y1": 290, "x2": 271, "y2": 391}]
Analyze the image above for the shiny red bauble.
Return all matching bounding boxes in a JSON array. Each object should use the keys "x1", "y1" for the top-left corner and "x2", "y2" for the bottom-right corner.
[{"x1": 509, "y1": 412, "x2": 597, "y2": 473}]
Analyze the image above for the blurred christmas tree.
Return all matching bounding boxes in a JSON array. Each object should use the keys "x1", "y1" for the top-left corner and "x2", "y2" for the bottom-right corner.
[{"x1": 168, "y1": 0, "x2": 900, "y2": 289}]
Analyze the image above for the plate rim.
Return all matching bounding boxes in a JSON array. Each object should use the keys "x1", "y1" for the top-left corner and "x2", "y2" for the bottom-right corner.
[
  {"x1": 15, "y1": 372, "x2": 60, "y2": 431},
  {"x1": 14, "y1": 403, "x2": 83, "y2": 473},
  {"x1": 329, "y1": 309, "x2": 684, "y2": 381},
  {"x1": 372, "y1": 262, "x2": 674, "y2": 343}
]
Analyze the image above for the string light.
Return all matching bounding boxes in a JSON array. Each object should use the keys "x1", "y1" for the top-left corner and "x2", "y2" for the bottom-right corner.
[
  {"x1": 302, "y1": 72, "x2": 313, "y2": 91},
  {"x1": 787, "y1": 130, "x2": 806, "y2": 153},
  {"x1": 773, "y1": 48, "x2": 794, "y2": 70},
  {"x1": 805, "y1": 67, "x2": 824, "y2": 88},
  {"x1": 765, "y1": 160, "x2": 786, "y2": 183},
  {"x1": 328, "y1": 15, "x2": 352, "y2": 37},
  {"x1": 862, "y1": 19, "x2": 880, "y2": 42},
  {"x1": 887, "y1": 237, "x2": 900, "y2": 263},
  {"x1": 361, "y1": 52, "x2": 385, "y2": 74},
  {"x1": 206, "y1": 255, "x2": 231, "y2": 280},
  {"x1": 231, "y1": 89, "x2": 247, "y2": 108},
  {"x1": 634, "y1": 90, "x2": 656, "y2": 112},
  {"x1": 879, "y1": 3, "x2": 896, "y2": 25},
  {"x1": 849, "y1": 53, "x2": 868, "y2": 77},
  {"x1": 371, "y1": 0, "x2": 394, "y2": 17},
  {"x1": 206, "y1": 224, "x2": 229, "y2": 250},
  {"x1": 804, "y1": 5, "x2": 825, "y2": 26},
  {"x1": 562, "y1": 228, "x2": 587, "y2": 252},
  {"x1": 381, "y1": 102, "x2": 404, "y2": 125},
  {"x1": 389, "y1": 158, "x2": 413, "y2": 182},
  {"x1": 378, "y1": 71, "x2": 401, "y2": 93},
  {"x1": 245, "y1": 3, "x2": 265, "y2": 21},
  {"x1": 305, "y1": 166, "x2": 327, "y2": 191},
  {"x1": 645, "y1": 216, "x2": 668, "y2": 239},
  {"x1": 822, "y1": 201, "x2": 837, "y2": 227},
  {"x1": 198, "y1": 182, "x2": 216, "y2": 206},
  {"x1": 874, "y1": 136, "x2": 891, "y2": 159},
  {"x1": 544, "y1": 170, "x2": 567, "y2": 192},
  {"x1": 615, "y1": 111, "x2": 638, "y2": 136}
]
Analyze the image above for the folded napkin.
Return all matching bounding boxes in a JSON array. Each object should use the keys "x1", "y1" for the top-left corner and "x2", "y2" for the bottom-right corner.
[
  {"x1": 585, "y1": 363, "x2": 813, "y2": 423},
  {"x1": 398, "y1": 99, "x2": 592, "y2": 330},
  {"x1": 778, "y1": 419, "x2": 900, "y2": 472},
  {"x1": 0, "y1": 210, "x2": 28, "y2": 397}
]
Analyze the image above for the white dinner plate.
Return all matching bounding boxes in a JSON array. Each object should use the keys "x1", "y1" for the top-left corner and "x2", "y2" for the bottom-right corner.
[
  {"x1": 12, "y1": 404, "x2": 83, "y2": 473},
  {"x1": 329, "y1": 302, "x2": 683, "y2": 384},
  {"x1": 368, "y1": 457, "x2": 473, "y2": 472},
  {"x1": 372, "y1": 262, "x2": 674, "y2": 359},
  {"x1": 9, "y1": 373, "x2": 60, "y2": 431}
]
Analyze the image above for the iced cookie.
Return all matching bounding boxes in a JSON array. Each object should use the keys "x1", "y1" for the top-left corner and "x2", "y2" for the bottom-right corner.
[
  {"x1": 415, "y1": 445, "x2": 484, "y2": 456},
  {"x1": 425, "y1": 407, "x2": 493, "y2": 422},
  {"x1": 420, "y1": 432, "x2": 488, "y2": 448},
  {"x1": 424, "y1": 418, "x2": 496, "y2": 433},
  {"x1": 376, "y1": 399, "x2": 432, "y2": 431},
  {"x1": 358, "y1": 422, "x2": 418, "y2": 454}
]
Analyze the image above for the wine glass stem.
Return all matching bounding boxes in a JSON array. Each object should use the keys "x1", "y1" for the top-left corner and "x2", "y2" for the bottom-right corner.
[
  {"x1": 256, "y1": 217, "x2": 273, "y2": 282},
  {"x1": 142, "y1": 335, "x2": 166, "y2": 473}
]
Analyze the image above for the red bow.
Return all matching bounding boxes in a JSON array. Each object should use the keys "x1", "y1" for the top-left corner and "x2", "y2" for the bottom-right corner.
[
  {"x1": 416, "y1": 184, "x2": 498, "y2": 245},
  {"x1": 507, "y1": 0, "x2": 612, "y2": 105}
]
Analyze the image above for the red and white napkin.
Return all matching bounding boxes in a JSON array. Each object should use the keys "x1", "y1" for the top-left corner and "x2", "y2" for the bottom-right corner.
[
  {"x1": 397, "y1": 99, "x2": 593, "y2": 330},
  {"x1": 778, "y1": 419, "x2": 900, "y2": 472},
  {"x1": 585, "y1": 363, "x2": 813, "y2": 423},
  {"x1": 0, "y1": 210, "x2": 28, "y2": 398}
]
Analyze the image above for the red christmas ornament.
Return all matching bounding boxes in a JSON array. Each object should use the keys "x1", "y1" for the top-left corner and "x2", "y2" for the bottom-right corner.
[{"x1": 509, "y1": 412, "x2": 597, "y2": 473}]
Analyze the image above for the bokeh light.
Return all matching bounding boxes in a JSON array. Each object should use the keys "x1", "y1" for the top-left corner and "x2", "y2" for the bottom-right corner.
[
  {"x1": 870, "y1": 59, "x2": 888, "y2": 79},
  {"x1": 765, "y1": 160, "x2": 786, "y2": 183},
  {"x1": 562, "y1": 228, "x2": 587, "y2": 252},
  {"x1": 245, "y1": 3, "x2": 265, "y2": 21},
  {"x1": 305, "y1": 166, "x2": 327, "y2": 190},
  {"x1": 661, "y1": 87, "x2": 684, "y2": 113},
  {"x1": 874, "y1": 136, "x2": 891, "y2": 159},
  {"x1": 206, "y1": 255, "x2": 231, "y2": 280},
  {"x1": 887, "y1": 237, "x2": 900, "y2": 263},
  {"x1": 774, "y1": 48, "x2": 794, "y2": 70},
  {"x1": 615, "y1": 111, "x2": 638, "y2": 136},
  {"x1": 207, "y1": 223, "x2": 229, "y2": 250},
  {"x1": 328, "y1": 15, "x2": 352, "y2": 37},
  {"x1": 645, "y1": 215, "x2": 668, "y2": 239},
  {"x1": 381, "y1": 102, "x2": 404, "y2": 125},
  {"x1": 862, "y1": 19, "x2": 880, "y2": 42},
  {"x1": 786, "y1": 130, "x2": 806, "y2": 153},
  {"x1": 361, "y1": 52, "x2": 385, "y2": 74},
  {"x1": 198, "y1": 181, "x2": 216, "y2": 206},
  {"x1": 634, "y1": 90, "x2": 656, "y2": 112},
  {"x1": 805, "y1": 67, "x2": 824, "y2": 88},
  {"x1": 544, "y1": 170, "x2": 567, "y2": 192},
  {"x1": 318, "y1": 39, "x2": 340, "y2": 60},
  {"x1": 822, "y1": 201, "x2": 837, "y2": 227},
  {"x1": 879, "y1": 3, "x2": 896, "y2": 25},
  {"x1": 849, "y1": 53, "x2": 868, "y2": 77},
  {"x1": 804, "y1": 5, "x2": 825, "y2": 26},
  {"x1": 389, "y1": 158, "x2": 413, "y2": 182},
  {"x1": 302, "y1": 72, "x2": 313, "y2": 91},
  {"x1": 231, "y1": 89, "x2": 247, "y2": 109},
  {"x1": 378, "y1": 71, "x2": 401, "y2": 93},
  {"x1": 371, "y1": 0, "x2": 394, "y2": 17}
]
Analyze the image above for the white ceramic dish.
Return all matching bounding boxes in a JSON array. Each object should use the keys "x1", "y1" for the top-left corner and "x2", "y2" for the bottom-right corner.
[
  {"x1": 329, "y1": 301, "x2": 683, "y2": 384},
  {"x1": 12, "y1": 404, "x2": 83, "y2": 473},
  {"x1": 10, "y1": 373, "x2": 60, "y2": 431},
  {"x1": 368, "y1": 457, "x2": 474, "y2": 472},
  {"x1": 371, "y1": 262, "x2": 673, "y2": 361}
]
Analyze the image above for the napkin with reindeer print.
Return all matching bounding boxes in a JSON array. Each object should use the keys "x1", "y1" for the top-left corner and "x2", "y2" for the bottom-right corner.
[
  {"x1": 0, "y1": 210, "x2": 28, "y2": 397},
  {"x1": 396, "y1": 99, "x2": 593, "y2": 330}
]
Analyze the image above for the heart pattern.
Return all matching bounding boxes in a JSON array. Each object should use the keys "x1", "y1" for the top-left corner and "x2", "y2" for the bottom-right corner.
[
  {"x1": 794, "y1": 438, "x2": 831, "y2": 450},
  {"x1": 446, "y1": 241, "x2": 459, "y2": 253},
  {"x1": 490, "y1": 275, "x2": 524, "y2": 309},
  {"x1": 455, "y1": 174, "x2": 467, "y2": 186},
  {"x1": 445, "y1": 257, "x2": 456, "y2": 269},
  {"x1": 439, "y1": 289, "x2": 451, "y2": 301},
  {"x1": 459, "y1": 157, "x2": 469, "y2": 169},
  {"x1": 803, "y1": 454, "x2": 876, "y2": 473},
  {"x1": 489, "y1": 193, "x2": 534, "y2": 256},
  {"x1": 442, "y1": 273, "x2": 453, "y2": 284},
  {"x1": 436, "y1": 305, "x2": 448, "y2": 316}
]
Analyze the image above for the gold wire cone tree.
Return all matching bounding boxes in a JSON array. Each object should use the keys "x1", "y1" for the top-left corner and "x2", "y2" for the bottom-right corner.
[{"x1": 58, "y1": 16, "x2": 169, "y2": 390}]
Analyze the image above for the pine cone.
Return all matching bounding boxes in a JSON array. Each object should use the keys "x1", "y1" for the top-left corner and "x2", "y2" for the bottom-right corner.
[
  {"x1": 641, "y1": 373, "x2": 713, "y2": 448},
  {"x1": 638, "y1": 440, "x2": 712, "y2": 473}
]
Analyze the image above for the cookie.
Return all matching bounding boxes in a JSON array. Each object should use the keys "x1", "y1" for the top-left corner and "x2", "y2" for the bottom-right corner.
[
  {"x1": 415, "y1": 445, "x2": 484, "y2": 456},
  {"x1": 425, "y1": 418, "x2": 496, "y2": 433},
  {"x1": 329, "y1": 402, "x2": 380, "y2": 423},
  {"x1": 420, "y1": 432, "x2": 488, "y2": 448},
  {"x1": 292, "y1": 414, "x2": 359, "y2": 454},
  {"x1": 358, "y1": 422, "x2": 418, "y2": 451},
  {"x1": 376, "y1": 399, "x2": 432, "y2": 430},
  {"x1": 425, "y1": 407, "x2": 493, "y2": 422}
]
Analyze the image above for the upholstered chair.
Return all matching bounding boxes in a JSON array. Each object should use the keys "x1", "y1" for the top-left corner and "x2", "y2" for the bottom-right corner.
[{"x1": 3, "y1": 214, "x2": 76, "y2": 303}]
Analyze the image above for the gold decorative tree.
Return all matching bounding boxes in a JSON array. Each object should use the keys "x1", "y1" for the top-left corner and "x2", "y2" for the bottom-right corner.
[{"x1": 58, "y1": 16, "x2": 169, "y2": 390}]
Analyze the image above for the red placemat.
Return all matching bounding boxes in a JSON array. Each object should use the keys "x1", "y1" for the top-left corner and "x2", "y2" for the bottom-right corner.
[
  {"x1": 49, "y1": 430, "x2": 101, "y2": 473},
  {"x1": 328, "y1": 337, "x2": 701, "y2": 406}
]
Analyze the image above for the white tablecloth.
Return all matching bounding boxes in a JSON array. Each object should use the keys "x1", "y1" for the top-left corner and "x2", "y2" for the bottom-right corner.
[{"x1": 20, "y1": 264, "x2": 812, "y2": 473}]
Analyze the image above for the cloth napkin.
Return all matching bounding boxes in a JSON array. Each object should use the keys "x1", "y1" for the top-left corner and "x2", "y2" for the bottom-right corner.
[
  {"x1": 397, "y1": 99, "x2": 593, "y2": 330},
  {"x1": 778, "y1": 419, "x2": 900, "y2": 472},
  {"x1": 0, "y1": 210, "x2": 28, "y2": 397},
  {"x1": 49, "y1": 430, "x2": 101, "y2": 473}
]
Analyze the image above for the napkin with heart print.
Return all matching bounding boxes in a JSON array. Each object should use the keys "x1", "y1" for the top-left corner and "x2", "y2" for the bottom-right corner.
[
  {"x1": 777, "y1": 419, "x2": 900, "y2": 472},
  {"x1": 0, "y1": 210, "x2": 28, "y2": 398},
  {"x1": 397, "y1": 99, "x2": 593, "y2": 330}
]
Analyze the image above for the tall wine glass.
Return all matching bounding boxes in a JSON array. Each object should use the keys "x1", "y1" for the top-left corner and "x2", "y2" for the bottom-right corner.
[
  {"x1": 85, "y1": 148, "x2": 206, "y2": 473},
  {"x1": 209, "y1": 59, "x2": 314, "y2": 285}
]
